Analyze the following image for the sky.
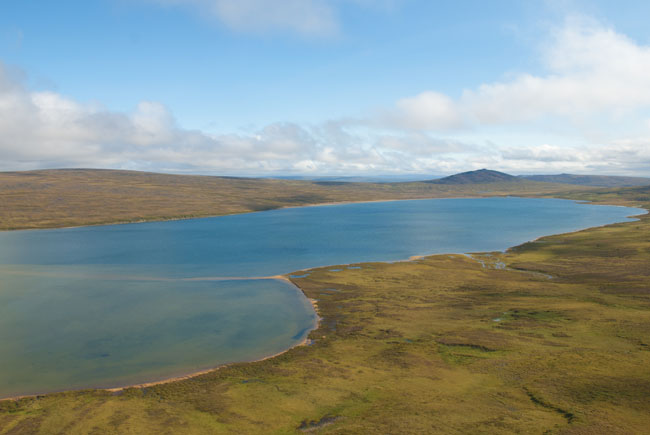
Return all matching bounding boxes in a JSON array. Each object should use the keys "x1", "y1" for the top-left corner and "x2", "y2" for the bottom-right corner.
[{"x1": 1, "y1": 0, "x2": 650, "y2": 176}]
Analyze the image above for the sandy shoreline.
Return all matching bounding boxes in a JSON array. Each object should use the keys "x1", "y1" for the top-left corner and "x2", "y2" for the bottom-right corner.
[
  {"x1": 0, "y1": 335, "x2": 314, "y2": 401},
  {"x1": 104, "y1": 289, "x2": 322, "y2": 394}
]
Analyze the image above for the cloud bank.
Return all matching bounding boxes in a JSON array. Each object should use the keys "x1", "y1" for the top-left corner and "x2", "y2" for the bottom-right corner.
[
  {"x1": 388, "y1": 17, "x2": 650, "y2": 129},
  {"x1": 2, "y1": 18, "x2": 650, "y2": 175},
  {"x1": 0, "y1": 63, "x2": 479, "y2": 174}
]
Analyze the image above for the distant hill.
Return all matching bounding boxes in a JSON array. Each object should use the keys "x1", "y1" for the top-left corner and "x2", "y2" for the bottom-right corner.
[
  {"x1": 427, "y1": 170, "x2": 650, "y2": 187},
  {"x1": 427, "y1": 169, "x2": 519, "y2": 185},
  {"x1": 522, "y1": 174, "x2": 650, "y2": 188}
]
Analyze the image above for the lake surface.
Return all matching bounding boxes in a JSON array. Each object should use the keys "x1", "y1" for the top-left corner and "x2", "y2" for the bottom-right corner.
[{"x1": 0, "y1": 197, "x2": 643, "y2": 397}]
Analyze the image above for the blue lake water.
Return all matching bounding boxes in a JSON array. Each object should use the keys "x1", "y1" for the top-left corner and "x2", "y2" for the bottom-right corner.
[{"x1": 0, "y1": 197, "x2": 643, "y2": 397}]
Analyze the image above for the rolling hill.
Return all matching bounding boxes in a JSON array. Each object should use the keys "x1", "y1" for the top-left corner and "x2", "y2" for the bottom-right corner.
[{"x1": 426, "y1": 169, "x2": 520, "y2": 184}]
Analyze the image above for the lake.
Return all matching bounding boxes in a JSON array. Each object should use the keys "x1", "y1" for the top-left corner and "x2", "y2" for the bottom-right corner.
[{"x1": 0, "y1": 197, "x2": 643, "y2": 397}]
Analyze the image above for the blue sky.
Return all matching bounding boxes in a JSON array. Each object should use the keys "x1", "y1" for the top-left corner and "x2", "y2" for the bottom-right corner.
[{"x1": 1, "y1": 0, "x2": 650, "y2": 175}]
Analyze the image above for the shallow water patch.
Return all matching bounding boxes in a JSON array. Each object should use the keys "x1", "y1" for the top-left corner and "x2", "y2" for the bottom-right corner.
[{"x1": 0, "y1": 272, "x2": 316, "y2": 398}]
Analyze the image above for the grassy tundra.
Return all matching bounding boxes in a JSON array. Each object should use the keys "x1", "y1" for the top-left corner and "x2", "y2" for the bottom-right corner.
[{"x1": 0, "y1": 175, "x2": 649, "y2": 433}]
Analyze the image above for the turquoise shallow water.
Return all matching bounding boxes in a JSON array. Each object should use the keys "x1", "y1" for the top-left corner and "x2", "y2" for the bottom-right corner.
[{"x1": 0, "y1": 197, "x2": 643, "y2": 397}]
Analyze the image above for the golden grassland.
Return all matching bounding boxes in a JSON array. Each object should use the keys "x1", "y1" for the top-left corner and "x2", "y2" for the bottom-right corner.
[
  {"x1": 0, "y1": 179, "x2": 649, "y2": 433},
  {"x1": 0, "y1": 168, "x2": 588, "y2": 230}
]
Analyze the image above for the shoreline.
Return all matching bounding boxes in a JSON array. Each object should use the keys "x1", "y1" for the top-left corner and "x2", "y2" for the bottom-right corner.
[
  {"x1": 0, "y1": 194, "x2": 562, "y2": 233},
  {"x1": 99, "y1": 291, "x2": 321, "y2": 394},
  {"x1": 0, "y1": 335, "x2": 314, "y2": 402},
  {"x1": 2, "y1": 194, "x2": 646, "y2": 234},
  {"x1": 0, "y1": 198, "x2": 433, "y2": 232}
]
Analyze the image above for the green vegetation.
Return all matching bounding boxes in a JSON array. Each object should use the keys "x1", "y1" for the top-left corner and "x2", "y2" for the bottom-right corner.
[
  {"x1": 0, "y1": 168, "x2": 587, "y2": 230},
  {"x1": 1, "y1": 185, "x2": 648, "y2": 433}
]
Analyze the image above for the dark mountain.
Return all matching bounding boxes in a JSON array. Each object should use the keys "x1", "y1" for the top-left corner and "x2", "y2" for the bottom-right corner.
[
  {"x1": 521, "y1": 174, "x2": 650, "y2": 188},
  {"x1": 426, "y1": 169, "x2": 519, "y2": 185}
]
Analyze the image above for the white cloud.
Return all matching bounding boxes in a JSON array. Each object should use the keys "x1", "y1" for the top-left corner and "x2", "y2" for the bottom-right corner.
[
  {"x1": 496, "y1": 141, "x2": 650, "y2": 175},
  {"x1": 360, "y1": 17, "x2": 650, "y2": 175},
  {"x1": 130, "y1": 102, "x2": 177, "y2": 146},
  {"x1": 501, "y1": 144, "x2": 584, "y2": 163},
  {"x1": 465, "y1": 18, "x2": 650, "y2": 124},
  {"x1": 390, "y1": 17, "x2": 650, "y2": 129},
  {"x1": 147, "y1": 0, "x2": 339, "y2": 36},
  {"x1": 376, "y1": 133, "x2": 471, "y2": 156},
  {"x1": 390, "y1": 92, "x2": 464, "y2": 130}
]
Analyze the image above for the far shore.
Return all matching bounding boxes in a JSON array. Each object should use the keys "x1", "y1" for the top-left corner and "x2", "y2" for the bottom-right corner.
[
  {"x1": 0, "y1": 195, "x2": 532, "y2": 232},
  {"x1": 3, "y1": 193, "x2": 646, "y2": 233}
]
